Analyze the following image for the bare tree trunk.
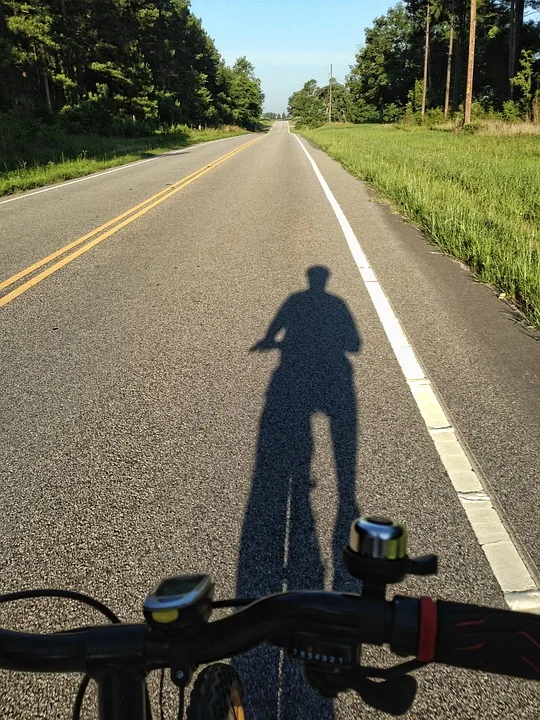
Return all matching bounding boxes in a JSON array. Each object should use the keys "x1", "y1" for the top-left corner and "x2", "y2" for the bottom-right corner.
[
  {"x1": 509, "y1": 0, "x2": 516, "y2": 98},
  {"x1": 509, "y1": 0, "x2": 525, "y2": 99},
  {"x1": 464, "y1": 0, "x2": 477, "y2": 125},
  {"x1": 452, "y1": 9, "x2": 466, "y2": 112},
  {"x1": 0, "y1": 1, "x2": 7, "y2": 31},
  {"x1": 421, "y1": 2, "x2": 430, "y2": 118},
  {"x1": 444, "y1": 0, "x2": 455, "y2": 118},
  {"x1": 43, "y1": 72, "x2": 52, "y2": 113}
]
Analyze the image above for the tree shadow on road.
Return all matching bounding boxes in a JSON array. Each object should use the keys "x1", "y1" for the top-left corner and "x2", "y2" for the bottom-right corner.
[{"x1": 235, "y1": 266, "x2": 362, "y2": 719}]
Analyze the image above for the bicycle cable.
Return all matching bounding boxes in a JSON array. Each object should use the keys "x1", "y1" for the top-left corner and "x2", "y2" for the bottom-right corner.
[
  {"x1": 0, "y1": 591, "x2": 254, "y2": 718},
  {"x1": 0, "y1": 588, "x2": 121, "y2": 720},
  {"x1": 0, "y1": 588, "x2": 121, "y2": 624}
]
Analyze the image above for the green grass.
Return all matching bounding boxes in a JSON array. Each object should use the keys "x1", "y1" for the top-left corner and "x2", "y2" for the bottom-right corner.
[
  {"x1": 298, "y1": 124, "x2": 540, "y2": 327},
  {"x1": 0, "y1": 125, "x2": 248, "y2": 198}
]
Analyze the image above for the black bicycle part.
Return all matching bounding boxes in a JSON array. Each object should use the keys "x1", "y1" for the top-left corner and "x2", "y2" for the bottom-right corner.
[
  {"x1": 349, "y1": 674, "x2": 418, "y2": 717},
  {"x1": 0, "y1": 588, "x2": 121, "y2": 624},
  {"x1": 212, "y1": 598, "x2": 255, "y2": 609},
  {"x1": 2, "y1": 590, "x2": 539, "y2": 719},
  {"x1": 304, "y1": 664, "x2": 419, "y2": 716},
  {"x1": 435, "y1": 600, "x2": 540, "y2": 679},
  {"x1": 186, "y1": 663, "x2": 245, "y2": 720},
  {"x1": 177, "y1": 685, "x2": 185, "y2": 720},
  {"x1": 73, "y1": 675, "x2": 91, "y2": 720},
  {"x1": 159, "y1": 670, "x2": 165, "y2": 720},
  {"x1": 0, "y1": 588, "x2": 124, "y2": 720},
  {"x1": 144, "y1": 574, "x2": 214, "y2": 631}
]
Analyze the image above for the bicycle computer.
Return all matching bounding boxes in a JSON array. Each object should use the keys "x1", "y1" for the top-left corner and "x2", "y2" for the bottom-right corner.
[{"x1": 144, "y1": 573, "x2": 214, "y2": 627}]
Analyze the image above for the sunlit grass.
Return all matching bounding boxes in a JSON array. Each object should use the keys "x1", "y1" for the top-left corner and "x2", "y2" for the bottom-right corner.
[
  {"x1": 0, "y1": 125, "x2": 248, "y2": 197},
  {"x1": 299, "y1": 124, "x2": 540, "y2": 327}
]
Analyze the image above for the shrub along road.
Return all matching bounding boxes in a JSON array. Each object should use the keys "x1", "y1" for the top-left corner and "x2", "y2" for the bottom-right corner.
[{"x1": 0, "y1": 122, "x2": 539, "y2": 719}]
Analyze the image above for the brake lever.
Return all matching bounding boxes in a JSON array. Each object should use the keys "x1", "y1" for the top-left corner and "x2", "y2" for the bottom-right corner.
[
  {"x1": 302, "y1": 661, "x2": 422, "y2": 714},
  {"x1": 349, "y1": 675, "x2": 418, "y2": 716}
]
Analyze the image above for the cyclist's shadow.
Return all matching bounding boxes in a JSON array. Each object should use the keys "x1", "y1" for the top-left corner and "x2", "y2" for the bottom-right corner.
[{"x1": 235, "y1": 266, "x2": 362, "y2": 720}]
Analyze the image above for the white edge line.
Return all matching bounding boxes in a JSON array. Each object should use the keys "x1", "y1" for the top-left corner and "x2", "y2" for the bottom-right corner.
[
  {"x1": 0, "y1": 135, "x2": 243, "y2": 207},
  {"x1": 294, "y1": 134, "x2": 540, "y2": 614}
]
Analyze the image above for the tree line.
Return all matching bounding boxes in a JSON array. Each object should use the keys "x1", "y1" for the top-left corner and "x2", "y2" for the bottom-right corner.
[
  {"x1": 0, "y1": 1, "x2": 264, "y2": 135},
  {"x1": 289, "y1": 0, "x2": 540, "y2": 125}
]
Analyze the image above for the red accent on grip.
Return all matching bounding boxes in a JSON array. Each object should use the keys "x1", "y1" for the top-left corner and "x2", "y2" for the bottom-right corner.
[
  {"x1": 455, "y1": 618, "x2": 485, "y2": 627},
  {"x1": 417, "y1": 596, "x2": 437, "y2": 662},
  {"x1": 518, "y1": 631, "x2": 540, "y2": 650}
]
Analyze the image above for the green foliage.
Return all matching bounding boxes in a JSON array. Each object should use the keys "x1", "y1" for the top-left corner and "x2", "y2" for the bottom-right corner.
[
  {"x1": 263, "y1": 112, "x2": 290, "y2": 120},
  {"x1": 407, "y1": 80, "x2": 424, "y2": 116},
  {"x1": 348, "y1": 99, "x2": 379, "y2": 124},
  {"x1": 228, "y1": 61, "x2": 265, "y2": 130},
  {"x1": 288, "y1": 79, "x2": 358, "y2": 125},
  {"x1": 512, "y1": 49, "x2": 540, "y2": 121},
  {"x1": 348, "y1": 4, "x2": 414, "y2": 112},
  {"x1": 0, "y1": 122, "x2": 247, "y2": 196},
  {"x1": 425, "y1": 107, "x2": 445, "y2": 125},
  {"x1": 502, "y1": 100, "x2": 521, "y2": 122},
  {"x1": 0, "y1": 0, "x2": 263, "y2": 133},
  {"x1": 298, "y1": 124, "x2": 540, "y2": 327},
  {"x1": 383, "y1": 103, "x2": 404, "y2": 123},
  {"x1": 324, "y1": 81, "x2": 355, "y2": 122},
  {"x1": 287, "y1": 79, "x2": 326, "y2": 126},
  {"x1": 290, "y1": 0, "x2": 540, "y2": 126}
]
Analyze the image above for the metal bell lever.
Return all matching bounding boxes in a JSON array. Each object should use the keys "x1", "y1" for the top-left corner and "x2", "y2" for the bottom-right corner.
[
  {"x1": 342, "y1": 516, "x2": 438, "y2": 598},
  {"x1": 409, "y1": 554, "x2": 438, "y2": 576}
]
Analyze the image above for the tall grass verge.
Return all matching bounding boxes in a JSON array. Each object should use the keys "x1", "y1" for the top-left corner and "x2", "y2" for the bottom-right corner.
[
  {"x1": 0, "y1": 125, "x2": 248, "y2": 197},
  {"x1": 298, "y1": 124, "x2": 540, "y2": 328}
]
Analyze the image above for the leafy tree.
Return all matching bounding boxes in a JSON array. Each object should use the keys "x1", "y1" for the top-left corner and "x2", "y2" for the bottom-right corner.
[
  {"x1": 347, "y1": 4, "x2": 416, "y2": 117},
  {"x1": 288, "y1": 79, "x2": 326, "y2": 126},
  {"x1": 512, "y1": 48, "x2": 540, "y2": 118},
  {"x1": 229, "y1": 56, "x2": 264, "y2": 129},
  {"x1": 0, "y1": 0, "x2": 264, "y2": 133},
  {"x1": 2, "y1": 1, "x2": 59, "y2": 113},
  {"x1": 336, "y1": 0, "x2": 540, "y2": 122}
]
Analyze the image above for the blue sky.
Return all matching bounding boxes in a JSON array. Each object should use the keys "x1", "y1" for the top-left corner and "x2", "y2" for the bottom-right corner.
[{"x1": 189, "y1": 0, "x2": 395, "y2": 112}]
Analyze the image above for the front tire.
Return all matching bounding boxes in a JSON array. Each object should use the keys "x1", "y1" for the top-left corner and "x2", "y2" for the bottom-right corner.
[{"x1": 187, "y1": 663, "x2": 245, "y2": 720}]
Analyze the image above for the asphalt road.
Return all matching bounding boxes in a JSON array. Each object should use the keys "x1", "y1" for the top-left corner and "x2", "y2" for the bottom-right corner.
[{"x1": 1, "y1": 121, "x2": 539, "y2": 719}]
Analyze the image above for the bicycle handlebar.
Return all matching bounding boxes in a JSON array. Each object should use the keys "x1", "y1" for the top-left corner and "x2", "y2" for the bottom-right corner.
[
  {"x1": 435, "y1": 600, "x2": 540, "y2": 680},
  {"x1": 0, "y1": 592, "x2": 538, "y2": 681}
]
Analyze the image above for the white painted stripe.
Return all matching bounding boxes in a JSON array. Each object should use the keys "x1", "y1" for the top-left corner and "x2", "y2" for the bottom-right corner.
[
  {"x1": 0, "y1": 135, "x2": 240, "y2": 207},
  {"x1": 294, "y1": 134, "x2": 540, "y2": 613}
]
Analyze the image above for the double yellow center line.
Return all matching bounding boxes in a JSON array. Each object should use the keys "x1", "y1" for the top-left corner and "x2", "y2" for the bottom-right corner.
[{"x1": 0, "y1": 136, "x2": 261, "y2": 308}]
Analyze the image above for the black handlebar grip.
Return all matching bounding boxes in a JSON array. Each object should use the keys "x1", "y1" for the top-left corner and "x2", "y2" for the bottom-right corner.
[{"x1": 435, "y1": 600, "x2": 540, "y2": 680}]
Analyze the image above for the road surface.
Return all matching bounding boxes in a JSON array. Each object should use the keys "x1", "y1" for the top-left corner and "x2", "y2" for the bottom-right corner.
[{"x1": 1, "y1": 121, "x2": 539, "y2": 718}]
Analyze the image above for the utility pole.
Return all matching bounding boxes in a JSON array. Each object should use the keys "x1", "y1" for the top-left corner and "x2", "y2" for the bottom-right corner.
[
  {"x1": 509, "y1": 0, "x2": 525, "y2": 99},
  {"x1": 464, "y1": 0, "x2": 477, "y2": 124},
  {"x1": 444, "y1": 0, "x2": 455, "y2": 119},
  {"x1": 509, "y1": 0, "x2": 516, "y2": 98},
  {"x1": 421, "y1": 2, "x2": 430, "y2": 118},
  {"x1": 328, "y1": 64, "x2": 333, "y2": 123}
]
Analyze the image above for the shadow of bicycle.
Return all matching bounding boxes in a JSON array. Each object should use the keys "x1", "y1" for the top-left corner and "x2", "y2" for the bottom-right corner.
[{"x1": 235, "y1": 266, "x2": 363, "y2": 719}]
